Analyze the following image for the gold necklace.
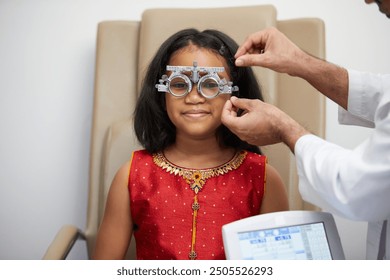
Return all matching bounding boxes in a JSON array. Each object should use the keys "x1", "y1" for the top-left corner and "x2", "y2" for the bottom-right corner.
[{"x1": 153, "y1": 150, "x2": 247, "y2": 259}]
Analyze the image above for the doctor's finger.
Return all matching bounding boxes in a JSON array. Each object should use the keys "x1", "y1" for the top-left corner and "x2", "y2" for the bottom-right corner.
[{"x1": 235, "y1": 30, "x2": 269, "y2": 58}]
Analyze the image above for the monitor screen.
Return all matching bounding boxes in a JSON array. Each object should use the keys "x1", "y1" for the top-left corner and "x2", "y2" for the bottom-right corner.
[
  {"x1": 222, "y1": 211, "x2": 345, "y2": 260},
  {"x1": 237, "y1": 222, "x2": 332, "y2": 260}
]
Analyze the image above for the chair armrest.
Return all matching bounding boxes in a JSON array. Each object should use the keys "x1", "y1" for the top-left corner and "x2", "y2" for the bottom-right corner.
[{"x1": 42, "y1": 225, "x2": 86, "y2": 260}]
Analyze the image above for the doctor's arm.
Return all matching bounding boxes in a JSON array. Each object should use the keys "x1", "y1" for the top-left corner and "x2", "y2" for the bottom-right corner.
[
  {"x1": 296, "y1": 72, "x2": 390, "y2": 221},
  {"x1": 296, "y1": 122, "x2": 390, "y2": 222}
]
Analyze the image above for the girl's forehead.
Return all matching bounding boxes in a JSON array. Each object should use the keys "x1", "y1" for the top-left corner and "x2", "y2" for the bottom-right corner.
[{"x1": 169, "y1": 46, "x2": 227, "y2": 67}]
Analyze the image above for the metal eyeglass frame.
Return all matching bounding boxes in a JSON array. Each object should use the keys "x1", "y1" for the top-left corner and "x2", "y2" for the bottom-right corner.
[{"x1": 155, "y1": 61, "x2": 239, "y2": 99}]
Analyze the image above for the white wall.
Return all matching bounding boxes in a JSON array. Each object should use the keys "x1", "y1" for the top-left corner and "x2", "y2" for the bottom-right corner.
[{"x1": 0, "y1": 0, "x2": 389, "y2": 260}]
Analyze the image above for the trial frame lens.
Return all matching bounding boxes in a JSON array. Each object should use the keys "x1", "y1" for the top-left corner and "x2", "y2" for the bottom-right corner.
[
  {"x1": 155, "y1": 62, "x2": 239, "y2": 99},
  {"x1": 168, "y1": 75, "x2": 192, "y2": 97}
]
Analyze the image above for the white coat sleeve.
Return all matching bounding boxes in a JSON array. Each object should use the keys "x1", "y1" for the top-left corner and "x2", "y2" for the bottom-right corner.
[{"x1": 296, "y1": 70, "x2": 390, "y2": 222}]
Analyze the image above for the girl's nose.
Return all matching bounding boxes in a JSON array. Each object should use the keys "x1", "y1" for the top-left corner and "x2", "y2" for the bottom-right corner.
[{"x1": 184, "y1": 84, "x2": 206, "y2": 103}]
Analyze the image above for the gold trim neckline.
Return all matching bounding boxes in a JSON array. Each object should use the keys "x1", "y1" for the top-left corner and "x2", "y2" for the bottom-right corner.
[{"x1": 153, "y1": 150, "x2": 247, "y2": 194}]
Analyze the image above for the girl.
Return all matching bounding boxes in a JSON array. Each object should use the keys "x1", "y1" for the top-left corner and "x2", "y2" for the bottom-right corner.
[{"x1": 93, "y1": 29, "x2": 289, "y2": 260}]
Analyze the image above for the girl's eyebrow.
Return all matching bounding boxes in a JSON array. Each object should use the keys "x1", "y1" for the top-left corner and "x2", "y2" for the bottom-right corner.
[{"x1": 183, "y1": 71, "x2": 208, "y2": 77}]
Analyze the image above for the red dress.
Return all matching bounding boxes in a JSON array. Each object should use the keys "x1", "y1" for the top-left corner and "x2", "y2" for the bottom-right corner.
[{"x1": 128, "y1": 149, "x2": 266, "y2": 260}]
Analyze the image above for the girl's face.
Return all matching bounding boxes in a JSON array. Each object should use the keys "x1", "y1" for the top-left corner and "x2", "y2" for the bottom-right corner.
[{"x1": 165, "y1": 45, "x2": 232, "y2": 141}]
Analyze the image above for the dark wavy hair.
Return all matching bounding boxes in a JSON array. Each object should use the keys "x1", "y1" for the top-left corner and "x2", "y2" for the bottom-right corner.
[{"x1": 134, "y1": 28, "x2": 263, "y2": 154}]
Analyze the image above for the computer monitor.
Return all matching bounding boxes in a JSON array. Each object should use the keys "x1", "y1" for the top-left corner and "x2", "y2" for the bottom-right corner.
[{"x1": 222, "y1": 210, "x2": 345, "y2": 260}]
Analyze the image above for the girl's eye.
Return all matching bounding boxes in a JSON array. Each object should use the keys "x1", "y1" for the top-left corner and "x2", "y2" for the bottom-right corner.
[
  {"x1": 171, "y1": 82, "x2": 187, "y2": 89},
  {"x1": 202, "y1": 81, "x2": 218, "y2": 89}
]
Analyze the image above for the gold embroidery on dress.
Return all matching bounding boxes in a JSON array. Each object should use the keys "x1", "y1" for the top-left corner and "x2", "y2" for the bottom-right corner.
[{"x1": 152, "y1": 150, "x2": 247, "y2": 259}]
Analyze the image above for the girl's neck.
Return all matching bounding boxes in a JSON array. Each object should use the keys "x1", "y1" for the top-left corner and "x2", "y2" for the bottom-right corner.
[{"x1": 163, "y1": 137, "x2": 236, "y2": 169}]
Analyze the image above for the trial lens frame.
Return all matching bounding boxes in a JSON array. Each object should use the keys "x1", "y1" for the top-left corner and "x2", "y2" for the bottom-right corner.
[{"x1": 155, "y1": 61, "x2": 238, "y2": 99}]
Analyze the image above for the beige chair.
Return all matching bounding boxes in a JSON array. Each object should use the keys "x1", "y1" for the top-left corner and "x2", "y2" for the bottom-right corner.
[{"x1": 43, "y1": 5, "x2": 325, "y2": 260}]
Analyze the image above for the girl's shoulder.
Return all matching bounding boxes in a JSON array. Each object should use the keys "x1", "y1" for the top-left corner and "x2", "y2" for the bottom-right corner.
[
  {"x1": 243, "y1": 150, "x2": 267, "y2": 165},
  {"x1": 131, "y1": 149, "x2": 150, "y2": 158},
  {"x1": 128, "y1": 149, "x2": 156, "y2": 169}
]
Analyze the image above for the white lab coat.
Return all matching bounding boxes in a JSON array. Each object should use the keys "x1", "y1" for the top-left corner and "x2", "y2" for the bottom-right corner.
[{"x1": 295, "y1": 69, "x2": 390, "y2": 259}]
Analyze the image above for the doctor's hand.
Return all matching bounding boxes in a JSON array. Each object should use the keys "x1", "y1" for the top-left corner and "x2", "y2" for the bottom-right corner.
[
  {"x1": 235, "y1": 27, "x2": 349, "y2": 109},
  {"x1": 234, "y1": 27, "x2": 307, "y2": 77},
  {"x1": 221, "y1": 96, "x2": 309, "y2": 152}
]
